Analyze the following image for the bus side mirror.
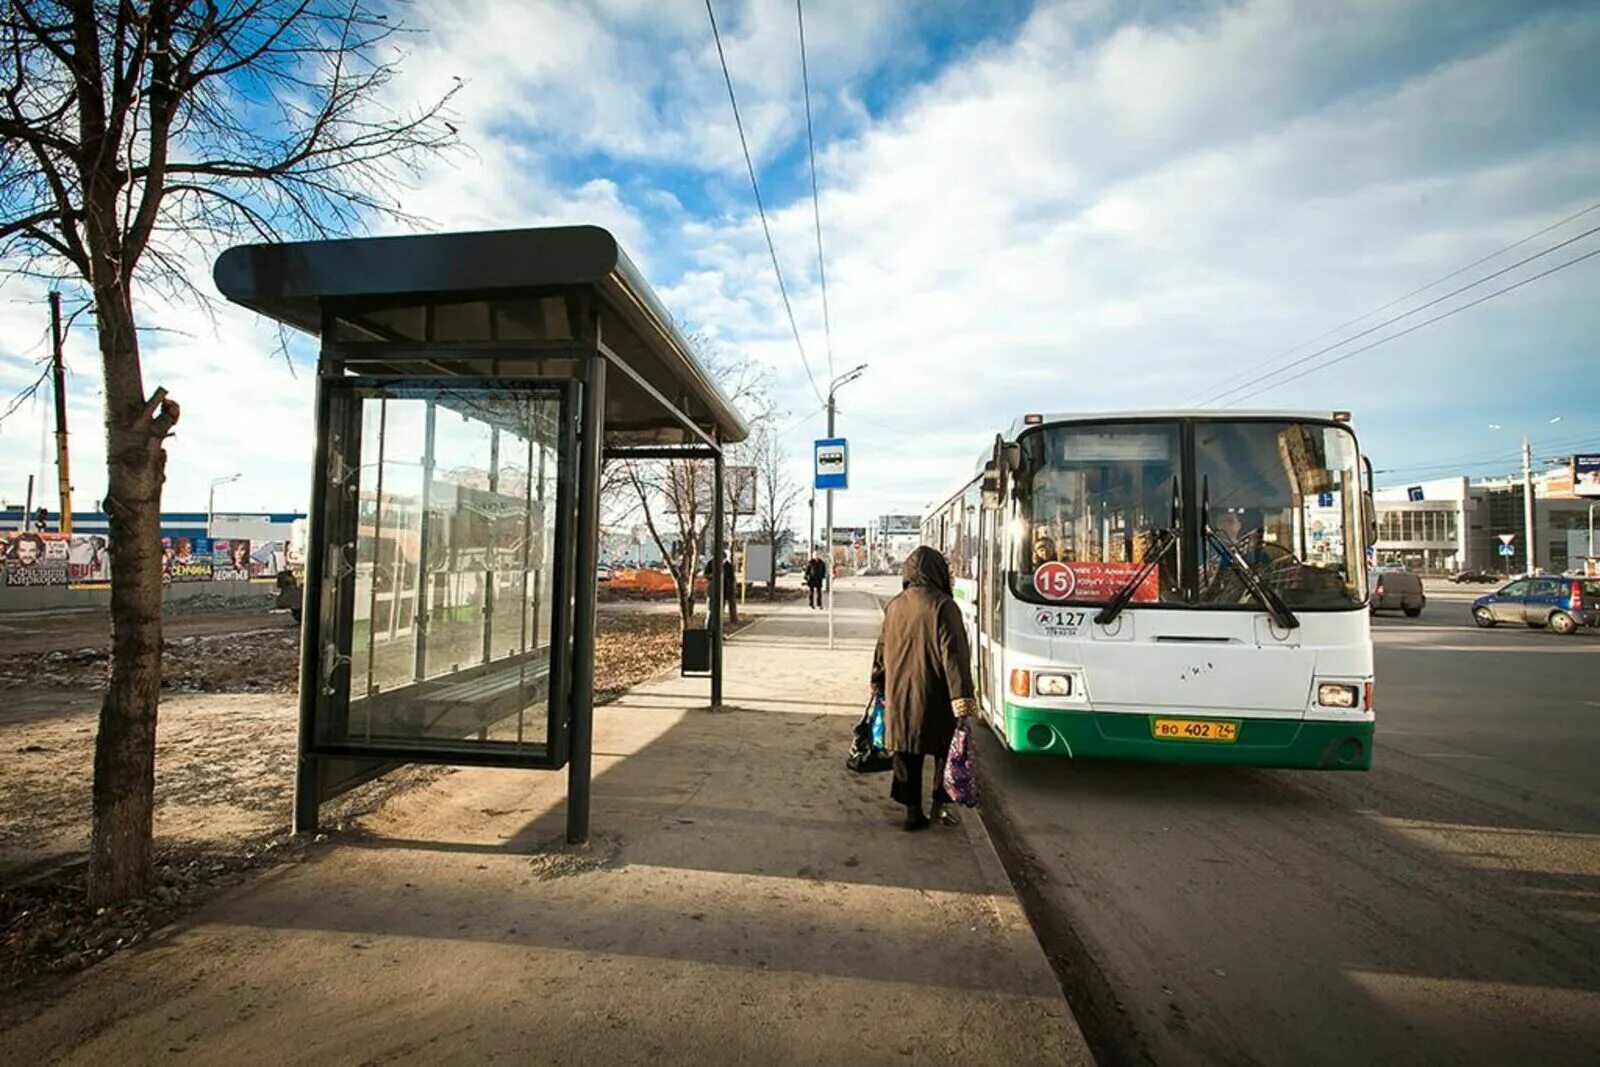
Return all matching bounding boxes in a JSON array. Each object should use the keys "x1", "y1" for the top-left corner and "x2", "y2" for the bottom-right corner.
[
  {"x1": 982, "y1": 461, "x2": 1002, "y2": 510},
  {"x1": 1363, "y1": 491, "x2": 1377, "y2": 545}
]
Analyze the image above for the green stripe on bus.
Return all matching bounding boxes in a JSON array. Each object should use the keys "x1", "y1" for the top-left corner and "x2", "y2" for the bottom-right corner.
[{"x1": 1003, "y1": 703, "x2": 1373, "y2": 771}]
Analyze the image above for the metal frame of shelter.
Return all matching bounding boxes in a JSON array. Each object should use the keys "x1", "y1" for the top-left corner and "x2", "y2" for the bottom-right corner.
[{"x1": 214, "y1": 226, "x2": 748, "y2": 844}]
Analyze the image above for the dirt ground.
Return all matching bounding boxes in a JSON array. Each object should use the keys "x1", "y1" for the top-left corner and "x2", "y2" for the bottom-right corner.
[{"x1": 0, "y1": 598, "x2": 736, "y2": 992}]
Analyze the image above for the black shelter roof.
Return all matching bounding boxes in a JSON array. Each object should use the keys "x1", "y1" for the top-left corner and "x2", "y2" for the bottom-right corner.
[{"x1": 213, "y1": 225, "x2": 747, "y2": 446}]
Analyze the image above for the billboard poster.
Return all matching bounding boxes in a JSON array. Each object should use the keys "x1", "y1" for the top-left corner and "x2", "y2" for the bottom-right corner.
[
  {"x1": 162, "y1": 536, "x2": 214, "y2": 583},
  {"x1": 67, "y1": 535, "x2": 113, "y2": 586},
  {"x1": 1576, "y1": 455, "x2": 1600, "y2": 499},
  {"x1": 249, "y1": 539, "x2": 289, "y2": 580},
  {"x1": 211, "y1": 538, "x2": 253, "y2": 582},
  {"x1": 878, "y1": 514, "x2": 921, "y2": 536},
  {"x1": 4, "y1": 531, "x2": 71, "y2": 586}
]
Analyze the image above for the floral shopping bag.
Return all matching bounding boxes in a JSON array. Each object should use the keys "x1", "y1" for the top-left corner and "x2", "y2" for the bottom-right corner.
[{"x1": 943, "y1": 721, "x2": 978, "y2": 807}]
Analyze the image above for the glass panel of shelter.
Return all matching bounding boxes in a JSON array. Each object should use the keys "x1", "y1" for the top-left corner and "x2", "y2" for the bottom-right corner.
[{"x1": 316, "y1": 379, "x2": 569, "y2": 763}]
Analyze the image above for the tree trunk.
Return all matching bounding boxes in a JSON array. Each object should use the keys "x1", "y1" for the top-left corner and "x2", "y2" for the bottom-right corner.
[{"x1": 87, "y1": 279, "x2": 176, "y2": 906}]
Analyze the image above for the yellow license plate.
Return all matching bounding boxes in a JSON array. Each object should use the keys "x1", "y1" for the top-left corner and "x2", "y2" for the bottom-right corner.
[{"x1": 1152, "y1": 718, "x2": 1239, "y2": 743}]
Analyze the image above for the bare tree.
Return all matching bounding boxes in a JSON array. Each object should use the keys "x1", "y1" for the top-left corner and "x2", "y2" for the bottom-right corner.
[
  {"x1": 0, "y1": 0, "x2": 457, "y2": 903},
  {"x1": 618, "y1": 456, "x2": 712, "y2": 629},
  {"x1": 604, "y1": 335, "x2": 771, "y2": 629},
  {"x1": 751, "y1": 423, "x2": 799, "y2": 594}
]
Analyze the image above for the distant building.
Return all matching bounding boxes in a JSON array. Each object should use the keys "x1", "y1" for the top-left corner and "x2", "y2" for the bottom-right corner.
[
  {"x1": 0, "y1": 507, "x2": 305, "y2": 541},
  {"x1": 1374, "y1": 471, "x2": 1596, "y2": 574}
]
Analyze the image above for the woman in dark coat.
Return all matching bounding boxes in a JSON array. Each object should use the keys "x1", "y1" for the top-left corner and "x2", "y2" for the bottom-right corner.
[{"x1": 871, "y1": 546, "x2": 976, "y2": 831}]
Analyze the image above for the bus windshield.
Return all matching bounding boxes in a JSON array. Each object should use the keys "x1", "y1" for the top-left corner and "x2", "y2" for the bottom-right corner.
[{"x1": 1009, "y1": 419, "x2": 1366, "y2": 610}]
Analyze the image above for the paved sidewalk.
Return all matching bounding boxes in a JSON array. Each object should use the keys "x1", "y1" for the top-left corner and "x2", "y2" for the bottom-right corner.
[{"x1": 1, "y1": 588, "x2": 1088, "y2": 1065}]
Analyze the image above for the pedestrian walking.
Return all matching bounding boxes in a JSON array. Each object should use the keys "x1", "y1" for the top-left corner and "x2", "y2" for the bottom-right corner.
[
  {"x1": 870, "y1": 546, "x2": 976, "y2": 832},
  {"x1": 804, "y1": 555, "x2": 826, "y2": 609},
  {"x1": 705, "y1": 553, "x2": 738, "y2": 623}
]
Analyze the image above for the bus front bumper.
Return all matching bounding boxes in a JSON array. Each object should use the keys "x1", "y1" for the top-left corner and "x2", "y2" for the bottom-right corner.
[{"x1": 1004, "y1": 703, "x2": 1374, "y2": 770}]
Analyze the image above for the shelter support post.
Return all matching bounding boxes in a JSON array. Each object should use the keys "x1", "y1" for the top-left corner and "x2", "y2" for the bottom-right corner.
[
  {"x1": 566, "y1": 347, "x2": 606, "y2": 845},
  {"x1": 293, "y1": 372, "x2": 337, "y2": 834},
  {"x1": 712, "y1": 447, "x2": 725, "y2": 708}
]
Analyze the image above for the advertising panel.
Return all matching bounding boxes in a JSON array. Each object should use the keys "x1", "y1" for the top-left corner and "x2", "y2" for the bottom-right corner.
[
  {"x1": 878, "y1": 514, "x2": 921, "y2": 536},
  {"x1": 1575, "y1": 455, "x2": 1600, "y2": 498},
  {"x1": 162, "y1": 536, "x2": 215, "y2": 583},
  {"x1": 67, "y1": 535, "x2": 112, "y2": 586},
  {"x1": 211, "y1": 538, "x2": 255, "y2": 581},
  {"x1": 3, "y1": 532, "x2": 71, "y2": 586}
]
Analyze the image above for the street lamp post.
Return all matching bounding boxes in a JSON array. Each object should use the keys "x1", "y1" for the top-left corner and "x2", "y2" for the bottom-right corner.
[
  {"x1": 1489, "y1": 417, "x2": 1560, "y2": 576},
  {"x1": 1580, "y1": 502, "x2": 1593, "y2": 575},
  {"x1": 825, "y1": 363, "x2": 867, "y2": 650},
  {"x1": 208, "y1": 473, "x2": 242, "y2": 538}
]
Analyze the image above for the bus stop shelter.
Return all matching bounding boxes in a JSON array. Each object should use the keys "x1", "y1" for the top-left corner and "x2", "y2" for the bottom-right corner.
[{"x1": 214, "y1": 225, "x2": 747, "y2": 843}]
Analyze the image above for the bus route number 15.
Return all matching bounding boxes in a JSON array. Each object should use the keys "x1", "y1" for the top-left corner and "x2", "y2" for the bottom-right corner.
[{"x1": 1034, "y1": 561, "x2": 1077, "y2": 601}]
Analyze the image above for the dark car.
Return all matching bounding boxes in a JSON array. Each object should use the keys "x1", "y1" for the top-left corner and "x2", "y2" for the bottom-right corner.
[
  {"x1": 1472, "y1": 577, "x2": 1600, "y2": 635},
  {"x1": 1450, "y1": 570, "x2": 1497, "y2": 584},
  {"x1": 1369, "y1": 567, "x2": 1425, "y2": 617}
]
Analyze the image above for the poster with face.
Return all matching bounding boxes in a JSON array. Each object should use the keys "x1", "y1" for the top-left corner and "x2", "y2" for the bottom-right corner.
[
  {"x1": 67, "y1": 535, "x2": 113, "y2": 585},
  {"x1": 211, "y1": 538, "x2": 252, "y2": 581},
  {"x1": 4, "y1": 532, "x2": 71, "y2": 586},
  {"x1": 162, "y1": 536, "x2": 214, "y2": 582}
]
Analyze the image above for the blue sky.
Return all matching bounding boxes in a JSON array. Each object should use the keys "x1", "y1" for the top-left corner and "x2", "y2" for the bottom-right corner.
[{"x1": 2, "y1": 0, "x2": 1598, "y2": 527}]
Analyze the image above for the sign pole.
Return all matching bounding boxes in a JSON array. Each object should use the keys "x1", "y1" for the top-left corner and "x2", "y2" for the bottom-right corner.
[{"x1": 826, "y1": 392, "x2": 835, "y2": 650}]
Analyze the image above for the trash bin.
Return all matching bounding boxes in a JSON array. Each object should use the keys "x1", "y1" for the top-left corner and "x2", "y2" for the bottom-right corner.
[{"x1": 681, "y1": 627, "x2": 711, "y2": 676}]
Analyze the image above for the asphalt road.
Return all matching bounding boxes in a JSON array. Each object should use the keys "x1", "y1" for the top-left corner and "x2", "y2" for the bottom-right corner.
[{"x1": 976, "y1": 585, "x2": 1600, "y2": 1066}]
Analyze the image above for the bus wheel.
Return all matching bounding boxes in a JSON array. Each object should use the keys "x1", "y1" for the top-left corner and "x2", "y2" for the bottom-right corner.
[
  {"x1": 1472, "y1": 607, "x2": 1495, "y2": 628},
  {"x1": 1549, "y1": 611, "x2": 1577, "y2": 636}
]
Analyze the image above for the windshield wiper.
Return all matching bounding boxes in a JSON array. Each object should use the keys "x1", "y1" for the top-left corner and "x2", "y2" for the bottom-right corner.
[
  {"x1": 1096, "y1": 476, "x2": 1181, "y2": 627},
  {"x1": 1201, "y1": 476, "x2": 1299, "y2": 630}
]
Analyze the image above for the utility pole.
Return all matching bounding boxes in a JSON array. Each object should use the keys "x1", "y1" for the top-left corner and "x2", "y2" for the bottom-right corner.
[
  {"x1": 48, "y1": 292, "x2": 72, "y2": 535},
  {"x1": 1522, "y1": 436, "x2": 1536, "y2": 576}
]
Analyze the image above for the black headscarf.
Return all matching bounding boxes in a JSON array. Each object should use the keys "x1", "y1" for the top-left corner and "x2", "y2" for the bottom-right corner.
[{"x1": 902, "y1": 545, "x2": 953, "y2": 596}]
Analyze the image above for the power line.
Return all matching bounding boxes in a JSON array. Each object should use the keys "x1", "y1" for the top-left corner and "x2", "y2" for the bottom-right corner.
[
  {"x1": 773, "y1": 399, "x2": 828, "y2": 439},
  {"x1": 1212, "y1": 221, "x2": 1600, "y2": 406},
  {"x1": 1190, "y1": 198, "x2": 1600, "y2": 406},
  {"x1": 796, "y1": 0, "x2": 834, "y2": 386},
  {"x1": 1227, "y1": 244, "x2": 1600, "y2": 405},
  {"x1": 1375, "y1": 427, "x2": 1600, "y2": 478},
  {"x1": 705, "y1": 0, "x2": 826, "y2": 407}
]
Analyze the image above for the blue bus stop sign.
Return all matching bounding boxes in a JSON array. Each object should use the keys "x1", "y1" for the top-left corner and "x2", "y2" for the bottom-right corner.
[{"x1": 815, "y1": 438, "x2": 848, "y2": 490}]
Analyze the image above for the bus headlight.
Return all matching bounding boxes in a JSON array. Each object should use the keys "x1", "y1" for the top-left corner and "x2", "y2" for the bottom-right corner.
[
  {"x1": 1034, "y1": 672, "x2": 1073, "y2": 697},
  {"x1": 1317, "y1": 683, "x2": 1359, "y2": 708}
]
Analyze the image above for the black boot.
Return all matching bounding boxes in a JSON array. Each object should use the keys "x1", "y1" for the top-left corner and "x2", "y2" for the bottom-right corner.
[{"x1": 903, "y1": 807, "x2": 930, "y2": 832}]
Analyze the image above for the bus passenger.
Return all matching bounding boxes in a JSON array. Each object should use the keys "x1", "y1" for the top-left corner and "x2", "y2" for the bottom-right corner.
[
  {"x1": 1032, "y1": 535, "x2": 1056, "y2": 569},
  {"x1": 870, "y1": 546, "x2": 976, "y2": 832}
]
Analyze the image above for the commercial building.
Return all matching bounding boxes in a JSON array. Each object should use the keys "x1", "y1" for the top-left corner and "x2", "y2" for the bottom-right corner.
[{"x1": 1374, "y1": 471, "x2": 1598, "y2": 575}]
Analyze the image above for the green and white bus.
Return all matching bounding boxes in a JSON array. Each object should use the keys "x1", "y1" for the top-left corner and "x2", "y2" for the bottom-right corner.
[{"x1": 924, "y1": 411, "x2": 1375, "y2": 770}]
